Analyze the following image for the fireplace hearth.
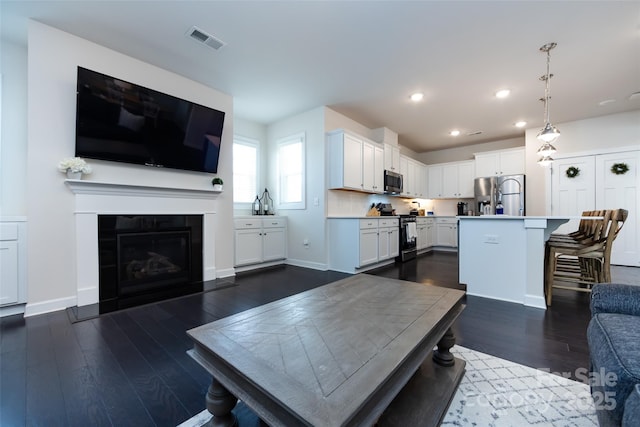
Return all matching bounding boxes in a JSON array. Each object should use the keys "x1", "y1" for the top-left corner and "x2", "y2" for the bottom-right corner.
[{"x1": 98, "y1": 214, "x2": 203, "y2": 313}]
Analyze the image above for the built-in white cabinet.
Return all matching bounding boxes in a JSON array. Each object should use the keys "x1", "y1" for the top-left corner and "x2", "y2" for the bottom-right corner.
[
  {"x1": 474, "y1": 147, "x2": 525, "y2": 177},
  {"x1": 0, "y1": 219, "x2": 27, "y2": 315},
  {"x1": 427, "y1": 161, "x2": 474, "y2": 199},
  {"x1": 416, "y1": 217, "x2": 435, "y2": 251},
  {"x1": 384, "y1": 144, "x2": 400, "y2": 172},
  {"x1": 327, "y1": 129, "x2": 384, "y2": 194},
  {"x1": 436, "y1": 217, "x2": 458, "y2": 248},
  {"x1": 234, "y1": 217, "x2": 287, "y2": 267},
  {"x1": 400, "y1": 156, "x2": 426, "y2": 198},
  {"x1": 328, "y1": 217, "x2": 399, "y2": 273}
]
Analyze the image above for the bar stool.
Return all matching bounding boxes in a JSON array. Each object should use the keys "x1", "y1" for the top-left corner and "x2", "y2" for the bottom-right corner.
[{"x1": 544, "y1": 209, "x2": 628, "y2": 306}]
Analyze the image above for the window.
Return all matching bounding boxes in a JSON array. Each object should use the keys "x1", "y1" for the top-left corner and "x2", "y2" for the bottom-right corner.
[
  {"x1": 233, "y1": 136, "x2": 259, "y2": 204},
  {"x1": 277, "y1": 132, "x2": 305, "y2": 210}
]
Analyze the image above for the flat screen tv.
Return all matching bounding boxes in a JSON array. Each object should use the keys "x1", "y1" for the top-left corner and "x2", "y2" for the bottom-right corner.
[{"x1": 75, "y1": 66, "x2": 225, "y2": 173}]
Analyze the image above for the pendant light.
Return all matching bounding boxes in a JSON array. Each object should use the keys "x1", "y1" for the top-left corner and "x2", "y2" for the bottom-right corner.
[{"x1": 537, "y1": 42, "x2": 560, "y2": 166}]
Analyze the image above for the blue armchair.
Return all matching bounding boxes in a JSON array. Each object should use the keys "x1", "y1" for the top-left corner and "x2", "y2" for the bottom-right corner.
[{"x1": 587, "y1": 283, "x2": 640, "y2": 426}]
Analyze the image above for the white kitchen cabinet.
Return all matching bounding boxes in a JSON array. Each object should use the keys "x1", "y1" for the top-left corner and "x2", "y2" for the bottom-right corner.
[
  {"x1": 234, "y1": 217, "x2": 287, "y2": 267},
  {"x1": 427, "y1": 165, "x2": 444, "y2": 198},
  {"x1": 379, "y1": 218, "x2": 399, "y2": 259},
  {"x1": 362, "y1": 140, "x2": 384, "y2": 193},
  {"x1": 436, "y1": 217, "x2": 458, "y2": 248},
  {"x1": 428, "y1": 161, "x2": 474, "y2": 199},
  {"x1": 328, "y1": 130, "x2": 384, "y2": 194},
  {"x1": 416, "y1": 217, "x2": 435, "y2": 251},
  {"x1": 384, "y1": 143, "x2": 400, "y2": 172},
  {"x1": 400, "y1": 156, "x2": 426, "y2": 198},
  {"x1": 328, "y1": 217, "x2": 399, "y2": 273},
  {"x1": 359, "y1": 219, "x2": 379, "y2": 266},
  {"x1": 0, "y1": 219, "x2": 27, "y2": 315},
  {"x1": 474, "y1": 147, "x2": 525, "y2": 177}
]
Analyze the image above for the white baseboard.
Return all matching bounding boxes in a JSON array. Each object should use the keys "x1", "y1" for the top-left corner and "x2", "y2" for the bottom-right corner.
[
  {"x1": 285, "y1": 259, "x2": 329, "y2": 271},
  {"x1": 215, "y1": 267, "x2": 236, "y2": 278},
  {"x1": 524, "y1": 294, "x2": 547, "y2": 310},
  {"x1": 24, "y1": 296, "x2": 76, "y2": 317}
]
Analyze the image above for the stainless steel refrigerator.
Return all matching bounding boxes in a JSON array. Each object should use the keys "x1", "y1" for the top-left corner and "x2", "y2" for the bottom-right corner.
[{"x1": 474, "y1": 174, "x2": 526, "y2": 216}]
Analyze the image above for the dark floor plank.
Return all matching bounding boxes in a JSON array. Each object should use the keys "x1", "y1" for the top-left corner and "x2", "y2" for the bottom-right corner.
[{"x1": 1, "y1": 255, "x2": 638, "y2": 426}]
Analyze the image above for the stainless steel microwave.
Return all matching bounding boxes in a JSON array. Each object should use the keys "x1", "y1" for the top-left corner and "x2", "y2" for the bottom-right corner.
[{"x1": 384, "y1": 170, "x2": 403, "y2": 194}]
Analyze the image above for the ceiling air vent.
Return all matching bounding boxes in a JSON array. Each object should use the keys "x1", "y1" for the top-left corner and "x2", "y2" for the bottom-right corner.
[
  {"x1": 186, "y1": 26, "x2": 226, "y2": 51},
  {"x1": 467, "y1": 131, "x2": 483, "y2": 136}
]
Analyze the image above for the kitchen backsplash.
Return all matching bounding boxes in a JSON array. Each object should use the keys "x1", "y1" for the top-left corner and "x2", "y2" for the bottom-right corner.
[{"x1": 326, "y1": 190, "x2": 473, "y2": 217}]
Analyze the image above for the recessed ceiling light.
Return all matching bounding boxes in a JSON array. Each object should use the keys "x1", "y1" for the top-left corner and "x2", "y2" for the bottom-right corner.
[
  {"x1": 514, "y1": 121, "x2": 527, "y2": 128},
  {"x1": 495, "y1": 89, "x2": 511, "y2": 98},
  {"x1": 410, "y1": 92, "x2": 424, "y2": 102},
  {"x1": 598, "y1": 99, "x2": 616, "y2": 106},
  {"x1": 450, "y1": 130, "x2": 461, "y2": 137}
]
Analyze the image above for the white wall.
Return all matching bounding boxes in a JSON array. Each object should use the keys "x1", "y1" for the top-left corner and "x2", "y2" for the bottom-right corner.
[
  {"x1": 525, "y1": 110, "x2": 640, "y2": 215},
  {"x1": 25, "y1": 21, "x2": 234, "y2": 310},
  {"x1": 0, "y1": 40, "x2": 28, "y2": 216},
  {"x1": 418, "y1": 137, "x2": 524, "y2": 165},
  {"x1": 267, "y1": 106, "x2": 328, "y2": 270}
]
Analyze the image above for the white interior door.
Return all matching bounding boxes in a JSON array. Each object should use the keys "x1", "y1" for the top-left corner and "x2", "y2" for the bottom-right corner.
[
  {"x1": 595, "y1": 151, "x2": 640, "y2": 266},
  {"x1": 551, "y1": 156, "x2": 596, "y2": 234}
]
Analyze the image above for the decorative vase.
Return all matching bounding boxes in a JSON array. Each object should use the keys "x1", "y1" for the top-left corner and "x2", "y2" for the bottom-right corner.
[
  {"x1": 212, "y1": 184, "x2": 223, "y2": 192},
  {"x1": 66, "y1": 170, "x2": 82, "y2": 180}
]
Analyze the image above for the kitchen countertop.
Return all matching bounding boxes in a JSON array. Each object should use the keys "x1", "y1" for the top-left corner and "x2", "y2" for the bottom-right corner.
[{"x1": 326, "y1": 215, "x2": 454, "y2": 219}]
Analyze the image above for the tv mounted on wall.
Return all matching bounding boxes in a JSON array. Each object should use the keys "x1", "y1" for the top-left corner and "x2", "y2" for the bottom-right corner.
[{"x1": 75, "y1": 66, "x2": 225, "y2": 173}]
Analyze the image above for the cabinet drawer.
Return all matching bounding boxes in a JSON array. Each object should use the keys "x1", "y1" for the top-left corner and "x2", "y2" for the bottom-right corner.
[
  {"x1": 234, "y1": 219, "x2": 262, "y2": 230},
  {"x1": 436, "y1": 218, "x2": 458, "y2": 224},
  {"x1": 379, "y1": 218, "x2": 398, "y2": 228},
  {"x1": 359, "y1": 219, "x2": 379, "y2": 230},
  {"x1": 262, "y1": 218, "x2": 286, "y2": 228},
  {"x1": 0, "y1": 224, "x2": 18, "y2": 241}
]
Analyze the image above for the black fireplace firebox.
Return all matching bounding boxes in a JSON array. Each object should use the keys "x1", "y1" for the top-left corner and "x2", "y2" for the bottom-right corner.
[{"x1": 98, "y1": 215, "x2": 203, "y2": 313}]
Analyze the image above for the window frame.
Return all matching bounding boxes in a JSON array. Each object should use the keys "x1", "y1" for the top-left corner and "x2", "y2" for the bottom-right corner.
[
  {"x1": 232, "y1": 135, "x2": 260, "y2": 208},
  {"x1": 276, "y1": 132, "x2": 306, "y2": 210}
]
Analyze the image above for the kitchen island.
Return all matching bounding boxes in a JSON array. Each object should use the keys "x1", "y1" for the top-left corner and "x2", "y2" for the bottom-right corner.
[{"x1": 458, "y1": 216, "x2": 571, "y2": 309}]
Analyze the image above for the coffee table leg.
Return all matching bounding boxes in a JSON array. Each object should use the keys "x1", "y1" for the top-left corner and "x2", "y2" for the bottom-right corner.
[
  {"x1": 205, "y1": 377, "x2": 238, "y2": 427},
  {"x1": 433, "y1": 327, "x2": 456, "y2": 367}
]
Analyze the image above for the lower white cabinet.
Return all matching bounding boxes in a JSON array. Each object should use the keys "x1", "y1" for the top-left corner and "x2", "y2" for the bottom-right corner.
[
  {"x1": 234, "y1": 217, "x2": 287, "y2": 267},
  {"x1": 0, "y1": 219, "x2": 27, "y2": 315},
  {"x1": 436, "y1": 217, "x2": 458, "y2": 248},
  {"x1": 329, "y1": 217, "x2": 399, "y2": 273},
  {"x1": 416, "y1": 217, "x2": 435, "y2": 250}
]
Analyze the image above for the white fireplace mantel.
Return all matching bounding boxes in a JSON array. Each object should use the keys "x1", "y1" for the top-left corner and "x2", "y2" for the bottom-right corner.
[
  {"x1": 65, "y1": 179, "x2": 223, "y2": 199},
  {"x1": 66, "y1": 179, "x2": 219, "y2": 307}
]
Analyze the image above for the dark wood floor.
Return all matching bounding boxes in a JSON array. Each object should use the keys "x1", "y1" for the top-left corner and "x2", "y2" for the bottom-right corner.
[{"x1": 1, "y1": 252, "x2": 638, "y2": 426}]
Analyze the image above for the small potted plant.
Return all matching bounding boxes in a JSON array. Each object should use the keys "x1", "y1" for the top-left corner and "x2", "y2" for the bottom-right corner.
[
  {"x1": 58, "y1": 157, "x2": 92, "y2": 179},
  {"x1": 211, "y1": 177, "x2": 224, "y2": 191}
]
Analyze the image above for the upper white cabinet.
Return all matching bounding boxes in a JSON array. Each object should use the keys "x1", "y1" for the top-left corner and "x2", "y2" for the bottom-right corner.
[
  {"x1": 427, "y1": 161, "x2": 474, "y2": 199},
  {"x1": 474, "y1": 147, "x2": 525, "y2": 177},
  {"x1": 384, "y1": 144, "x2": 400, "y2": 172},
  {"x1": 400, "y1": 156, "x2": 426, "y2": 198},
  {"x1": 327, "y1": 130, "x2": 384, "y2": 194},
  {"x1": 362, "y1": 140, "x2": 384, "y2": 193}
]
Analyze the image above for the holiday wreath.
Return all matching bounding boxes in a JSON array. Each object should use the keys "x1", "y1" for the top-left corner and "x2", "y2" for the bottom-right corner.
[
  {"x1": 566, "y1": 166, "x2": 580, "y2": 178},
  {"x1": 611, "y1": 163, "x2": 629, "y2": 175}
]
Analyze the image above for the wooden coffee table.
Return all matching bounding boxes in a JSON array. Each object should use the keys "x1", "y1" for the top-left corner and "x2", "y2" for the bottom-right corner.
[{"x1": 187, "y1": 274, "x2": 465, "y2": 427}]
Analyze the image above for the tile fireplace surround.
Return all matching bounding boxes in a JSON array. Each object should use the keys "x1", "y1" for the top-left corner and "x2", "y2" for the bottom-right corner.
[{"x1": 66, "y1": 180, "x2": 219, "y2": 307}]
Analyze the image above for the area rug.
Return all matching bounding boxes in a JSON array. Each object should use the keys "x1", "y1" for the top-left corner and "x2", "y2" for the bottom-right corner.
[{"x1": 178, "y1": 346, "x2": 598, "y2": 427}]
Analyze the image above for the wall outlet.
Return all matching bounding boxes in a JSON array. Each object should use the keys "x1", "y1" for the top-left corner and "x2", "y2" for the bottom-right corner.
[
  {"x1": 303, "y1": 238, "x2": 309, "y2": 246},
  {"x1": 484, "y1": 234, "x2": 499, "y2": 244}
]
